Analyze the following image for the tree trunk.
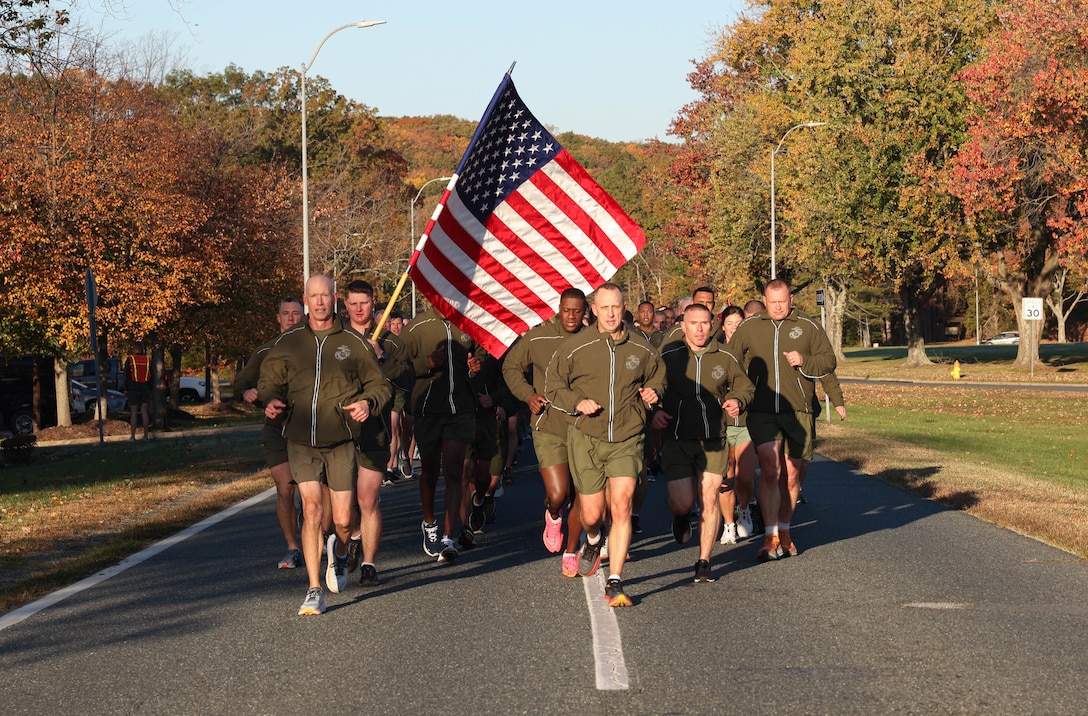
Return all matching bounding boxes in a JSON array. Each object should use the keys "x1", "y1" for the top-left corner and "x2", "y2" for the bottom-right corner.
[
  {"x1": 823, "y1": 279, "x2": 848, "y2": 361},
  {"x1": 54, "y1": 357, "x2": 72, "y2": 428},
  {"x1": 900, "y1": 287, "x2": 932, "y2": 366},
  {"x1": 151, "y1": 344, "x2": 167, "y2": 430},
  {"x1": 169, "y1": 343, "x2": 183, "y2": 406}
]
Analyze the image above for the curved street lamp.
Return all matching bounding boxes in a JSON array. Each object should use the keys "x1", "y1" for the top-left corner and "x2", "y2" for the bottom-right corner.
[
  {"x1": 409, "y1": 176, "x2": 452, "y2": 317},
  {"x1": 770, "y1": 121, "x2": 826, "y2": 280},
  {"x1": 301, "y1": 19, "x2": 386, "y2": 287}
]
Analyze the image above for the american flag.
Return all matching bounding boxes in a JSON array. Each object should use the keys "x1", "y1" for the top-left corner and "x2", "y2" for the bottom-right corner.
[{"x1": 409, "y1": 73, "x2": 646, "y2": 357}]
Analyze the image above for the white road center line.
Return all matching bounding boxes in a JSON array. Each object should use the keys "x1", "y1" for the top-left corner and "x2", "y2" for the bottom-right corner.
[{"x1": 583, "y1": 571, "x2": 630, "y2": 690}]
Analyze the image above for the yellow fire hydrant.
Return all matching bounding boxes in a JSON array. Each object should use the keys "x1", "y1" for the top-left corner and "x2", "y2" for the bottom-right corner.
[{"x1": 950, "y1": 360, "x2": 961, "y2": 380}]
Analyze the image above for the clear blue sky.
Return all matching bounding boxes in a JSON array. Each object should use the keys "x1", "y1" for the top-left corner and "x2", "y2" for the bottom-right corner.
[{"x1": 86, "y1": 0, "x2": 748, "y2": 143}]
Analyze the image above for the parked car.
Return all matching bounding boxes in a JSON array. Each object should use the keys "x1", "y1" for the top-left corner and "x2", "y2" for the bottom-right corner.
[
  {"x1": 179, "y1": 376, "x2": 207, "y2": 403},
  {"x1": 982, "y1": 331, "x2": 1020, "y2": 345},
  {"x1": 0, "y1": 355, "x2": 60, "y2": 435},
  {"x1": 68, "y1": 357, "x2": 125, "y2": 391},
  {"x1": 72, "y1": 379, "x2": 128, "y2": 414}
]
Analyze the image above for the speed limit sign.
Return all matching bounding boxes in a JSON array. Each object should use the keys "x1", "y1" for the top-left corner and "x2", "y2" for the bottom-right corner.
[{"x1": 1022, "y1": 297, "x2": 1043, "y2": 321}]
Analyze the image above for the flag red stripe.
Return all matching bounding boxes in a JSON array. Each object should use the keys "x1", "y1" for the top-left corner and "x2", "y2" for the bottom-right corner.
[
  {"x1": 552, "y1": 150, "x2": 645, "y2": 255},
  {"x1": 410, "y1": 264, "x2": 516, "y2": 357},
  {"x1": 427, "y1": 198, "x2": 552, "y2": 324},
  {"x1": 418, "y1": 227, "x2": 533, "y2": 335},
  {"x1": 501, "y1": 189, "x2": 608, "y2": 288}
]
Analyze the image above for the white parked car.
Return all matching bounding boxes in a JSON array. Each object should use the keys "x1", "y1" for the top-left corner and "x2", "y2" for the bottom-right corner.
[
  {"x1": 178, "y1": 376, "x2": 208, "y2": 403},
  {"x1": 982, "y1": 331, "x2": 1020, "y2": 345}
]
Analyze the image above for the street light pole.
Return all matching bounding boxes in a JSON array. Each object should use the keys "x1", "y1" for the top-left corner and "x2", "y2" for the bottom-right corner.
[
  {"x1": 770, "y1": 121, "x2": 826, "y2": 280},
  {"x1": 301, "y1": 19, "x2": 385, "y2": 288},
  {"x1": 409, "y1": 176, "x2": 452, "y2": 318}
]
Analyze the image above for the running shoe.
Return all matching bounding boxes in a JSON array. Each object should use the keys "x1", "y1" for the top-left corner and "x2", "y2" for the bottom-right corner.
[
  {"x1": 458, "y1": 524, "x2": 476, "y2": 550},
  {"x1": 469, "y1": 491, "x2": 486, "y2": 532},
  {"x1": 751, "y1": 505, "x2": 765, "y2": 535},
  {"x1": 561, "y1": 553, "x2": 578, "y2": 578},
  {"x1": 483, "y1": 492, "x2": 497, "y2": 523},
  {"x1": 577, "y1": 539, "x2": 602, "y2": 577},
  {"x1": 277, "y1": 549, "x2": 302, "y2": 569},
  {"x1": 542, "y1": 510, "x2": 563, "y2": 553},
  {"x1": 298, "y1": 587, "x2": 326, "y2": 616},
  {"x1": 325, "y1": 534, "x2": 347, "y2": 594},
  {"x1": 381, "y1": 471, "x2": 397, "y2": 487},
  {"x1": 672, "y1": 514, "x2": 691, "y2": 545},
  {"x1": 494, "y1": 483, "x2": 505, "y2": 499},
  {"x1": 720, "y1": 522, "x2": 737, "y2": 545},
  {"x1": 421, "y1": 520, "x2": 441, "y2": 557},
  {"x1": 359, "y1": 563, "x2": 382, "y2": 587},
  {"x1": 438, "y1": 536, "x2": 460, "y2": 563},
  {"x1": 779, "y1": 530, "x2": 798, "y2": 557},
  {"x1": 604, "y1": 578, "x2": 632, "y2": 607},
  {"x1": 693, "y1": 559, "x2": 716, "y2": 583},
  {"x1": 600, "y1": 536, "x2": 609, "y2": 560},
  {"x1": 798, "y1": 491, "x2": 808, "y2": 504},
  {"x1": 756, "y1": 534, "x2": 783, "y2": 562},
  {"x1": 736, "y1": 507, "x2": 753, "y2": 539},
  {"x1": 502, "y1": 466, "x2": 514, "y2": 485},
  {"x1": 631, "y1": 514, "x2": 642, "y2": 534},
  {"x1": 346, "y1": 536, "x2": 362, "y2": 573},
  {"x1": 399, "y1": 456, "x2": 414, "y2": 478}
]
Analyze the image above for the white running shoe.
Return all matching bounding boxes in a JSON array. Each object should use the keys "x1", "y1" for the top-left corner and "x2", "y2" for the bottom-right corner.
[
  {"x1": 720, "y1": 522, "x2": 737, "y2": 545},
  {"x1": 325, "y1": 534, "x2": 347, "y2": 594},
  {"x1": 736, "y1": 508, "x2": 753, "y2": 539}
]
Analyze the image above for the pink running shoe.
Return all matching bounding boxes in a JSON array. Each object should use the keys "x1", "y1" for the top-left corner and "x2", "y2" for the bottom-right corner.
[
  {"x1": 561, "y1": 552, "x2": 578, "y2": 577},
  {"x1": 543, "y1": 510, "x2": 563, "y2": 553}
]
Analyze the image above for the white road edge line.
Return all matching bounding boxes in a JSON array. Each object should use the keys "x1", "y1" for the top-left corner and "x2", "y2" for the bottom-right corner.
[
  {"x1": 0, "y1": 486, "x2": 276, "y2": 632},
  {"x1": 582, "y1": 570, "x2": 630, "y2": 690}
]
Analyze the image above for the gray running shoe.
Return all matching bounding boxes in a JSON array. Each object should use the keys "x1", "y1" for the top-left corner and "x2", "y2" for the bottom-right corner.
[
  {"x1": 577, "y1": 539, "x2": 602, "y2": 577},
  {"x1": 278, "y1": 549, "x2": 302, "y2": 569},
  {"x1": 298, "y1": 587, "x2": 325, "y2": 616},
  {"x1": 422, "y1": 520, "x2": 441, "y2": 557},
  {"x1": 438, "y1": 536, "x2": 460, "y2": 563},
  {"x1": 399, "y1": 456, "x2": 414, "y2": 479}
]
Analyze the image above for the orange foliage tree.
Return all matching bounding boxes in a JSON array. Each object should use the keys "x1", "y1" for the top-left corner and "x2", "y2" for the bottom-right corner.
[{"x1": 949, "y1": 0, "x2": 1088, "y2": 367}]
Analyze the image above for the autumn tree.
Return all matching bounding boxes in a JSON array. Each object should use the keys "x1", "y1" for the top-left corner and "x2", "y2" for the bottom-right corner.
[
  {"x1": 949, "y1": 0, "x2": 1088, "y2": 368},
  {"x1": 672, "y1": 0, "x2": 995, "y2": 364}
]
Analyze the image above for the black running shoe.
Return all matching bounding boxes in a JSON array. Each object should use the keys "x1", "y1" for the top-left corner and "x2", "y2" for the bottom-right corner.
[
  {"x1": 359, "y1": 563, "x2": 382, "y2": 587},
  {"x1": 672, "y1": 514, "x2": 691, "y2": 545},
  {"x1": 631, "y1": 514, "x2": 642, "y2": 534},
  {"x1": 458, "y1": 524, "x2": 476, "y2": 549},
  {"x1": 346, "y1": 536, "x2": 362, "y2": 573},
  {"x1": 694, "y1": 559, "x2": 716, "y2": 583},
  {"x1": 483, "y1": 492, "x2": 497, "y2": 523},
  {"x1": 604, "y1": 578, "x2": 632, "y2": 607},
  {"x1": 469, "y1": 491, "x2": 486, "y2": 532}
]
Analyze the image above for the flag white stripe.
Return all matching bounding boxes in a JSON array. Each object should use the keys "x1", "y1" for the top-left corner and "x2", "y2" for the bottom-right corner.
[{"x1": 538, "y1": 159, "x2": 643, "y2": 260}]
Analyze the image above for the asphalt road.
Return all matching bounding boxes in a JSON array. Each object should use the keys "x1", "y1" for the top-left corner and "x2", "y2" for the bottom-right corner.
[{"x1": 2, "y1": 439, "x2": 1087, "y2": 714}]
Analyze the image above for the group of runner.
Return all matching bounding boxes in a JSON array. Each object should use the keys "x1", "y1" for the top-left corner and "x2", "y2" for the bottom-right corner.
[{"x1": 238, "y1": 275, "x2": 840, "y2": 614}]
